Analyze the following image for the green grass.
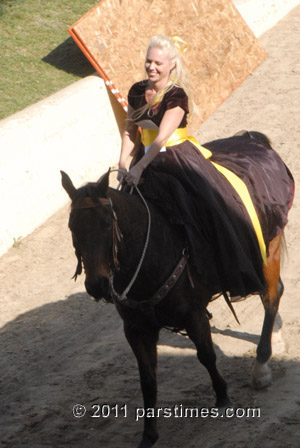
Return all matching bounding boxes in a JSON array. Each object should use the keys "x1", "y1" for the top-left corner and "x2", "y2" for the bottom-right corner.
[{"x1": 0, "y1": 0, "x2": 98, "y2": 119}]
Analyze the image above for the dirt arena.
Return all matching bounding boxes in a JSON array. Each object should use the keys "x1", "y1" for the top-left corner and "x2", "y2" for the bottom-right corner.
[{"x1": 0, "y1": 6, "x2": 299, "y2": 448}]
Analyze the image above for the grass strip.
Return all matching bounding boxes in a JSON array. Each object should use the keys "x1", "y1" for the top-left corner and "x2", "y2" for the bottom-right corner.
[{"x1": 0, "y1": 0, "x2": 98, "y2": 119}]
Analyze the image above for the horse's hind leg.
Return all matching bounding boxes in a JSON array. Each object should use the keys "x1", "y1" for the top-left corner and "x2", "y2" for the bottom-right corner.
[
  {"x1": 252, "y1": 233, "x2": 284, "y2": 389},
  {"x1": 185, "y1": 309, "x2": 231, "y2": 407}
]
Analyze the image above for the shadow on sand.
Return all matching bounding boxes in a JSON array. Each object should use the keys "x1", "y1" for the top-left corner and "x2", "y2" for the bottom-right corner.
[{"x1": 0, "y1": 292, "x2": 298, "y2": 448}]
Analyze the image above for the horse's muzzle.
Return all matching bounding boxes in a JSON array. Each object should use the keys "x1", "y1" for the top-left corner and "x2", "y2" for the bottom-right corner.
[{"x1": 85, "y1": 277, "x2": 111, "y2": 302}]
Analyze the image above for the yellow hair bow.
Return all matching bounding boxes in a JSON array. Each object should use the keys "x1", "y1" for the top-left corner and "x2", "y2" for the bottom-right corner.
[{"x1": 171, "y1": 35, "x2": 188, "y2": 53}]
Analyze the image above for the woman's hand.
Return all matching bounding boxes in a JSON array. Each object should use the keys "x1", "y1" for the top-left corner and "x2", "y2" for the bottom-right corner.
[
  {"x1": 117, "y1": 167, "x2": 127, "y2": 183},
  {"x1": 125, "y1": 164, "x2": 144, "y2": 186}
]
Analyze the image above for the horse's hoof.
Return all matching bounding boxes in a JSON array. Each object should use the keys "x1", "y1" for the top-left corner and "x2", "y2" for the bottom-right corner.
[
  {"x1": 213, "y1": 403, "x2": 235, "y2": 419},
  {"x1": 137, "y1": 441, "x2": 155, "y2": 448},
  {"x1": 215, "y1": 397, "x2": 233, "y2": 408},
  {"x1": 137, "y1": 434, "x2": 158, "y2": 448},
  {"x1": 252, "y1": 360, "x2": 272, "y2": 389}
]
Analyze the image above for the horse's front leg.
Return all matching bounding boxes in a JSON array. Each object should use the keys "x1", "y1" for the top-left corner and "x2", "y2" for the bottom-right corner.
[
  {"x1": 124, "y1": 321, "x2": 159, "y2": 448},
  {"x1": 252, "y1": 233, "x2": 284, "y2": 389}
]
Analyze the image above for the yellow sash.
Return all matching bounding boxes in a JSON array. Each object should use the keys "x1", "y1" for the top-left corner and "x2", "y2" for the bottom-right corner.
[
  {"x1": 141, "y1": 128, "x2": 212, "y2": 159},
  {"x1": 141, "y1": 128, "x2": 267, "y2": 264}
]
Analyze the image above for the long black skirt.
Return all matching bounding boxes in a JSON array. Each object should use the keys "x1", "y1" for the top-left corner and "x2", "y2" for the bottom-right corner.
[{"x1": 136, "y1": 134, "x2": 294, "y2": 297}]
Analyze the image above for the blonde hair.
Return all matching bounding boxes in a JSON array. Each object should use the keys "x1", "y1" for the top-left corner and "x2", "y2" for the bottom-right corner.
[{"x1": 132, "y1": 35, "x2": 194, "y2": 120}]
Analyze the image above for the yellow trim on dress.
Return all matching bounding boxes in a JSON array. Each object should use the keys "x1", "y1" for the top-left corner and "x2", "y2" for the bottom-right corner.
[
  {"x1": 210, "y1": 161, "x2": 267, "y2": 265},
  {"x1": 140, "y1": 128, "x2": 267, "y2": 265}
]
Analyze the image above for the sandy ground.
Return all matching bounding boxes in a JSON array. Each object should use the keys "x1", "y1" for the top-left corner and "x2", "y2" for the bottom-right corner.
[{"x1": 0, "y1": 6, "x2": 299, "y2": 448}]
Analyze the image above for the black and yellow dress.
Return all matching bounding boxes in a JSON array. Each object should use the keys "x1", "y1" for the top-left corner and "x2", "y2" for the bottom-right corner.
[{"x1": 128, "y1": 80, "x2": 294, "y2": 297}]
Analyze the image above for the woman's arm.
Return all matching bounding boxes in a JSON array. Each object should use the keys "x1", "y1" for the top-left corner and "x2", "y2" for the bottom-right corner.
[
  {"x1": 118, "y1": 105, "x2": 138, "y2": 180},
  {"x1": 125, "y1": 106, "x2": 185, "y2": 185}
]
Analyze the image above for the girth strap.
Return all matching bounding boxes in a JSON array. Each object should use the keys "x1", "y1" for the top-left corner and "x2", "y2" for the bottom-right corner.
[{"x1": 111, "y1": 250, "x2": 189, "y2": 310}]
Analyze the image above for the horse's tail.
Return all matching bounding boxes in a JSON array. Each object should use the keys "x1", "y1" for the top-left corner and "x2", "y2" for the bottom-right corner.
[{"x1": 234, "y1": 130, "x2": 273, "y2": 149}]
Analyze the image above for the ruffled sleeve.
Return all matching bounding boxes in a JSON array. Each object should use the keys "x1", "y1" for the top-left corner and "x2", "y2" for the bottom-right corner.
[
  {"x1": 127, "y1": 82, "x2": 189, "y2": 127},
  {"x1": 164, "y1": 87, "x2": 189, "y2": 114},
  {"x1": 128, "y1": 81, "x2": 147, "y2": 109}
]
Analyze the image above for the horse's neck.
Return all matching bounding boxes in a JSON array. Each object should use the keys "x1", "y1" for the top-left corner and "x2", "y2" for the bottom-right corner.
[
  {"x1": 108, "y1": 188, "x2": 146, "y2": 218},
  {"x1": 108, "y1": 188, "x2": 148, "y2": 240},
  {"x1": 107, "y1": 188, "x2": 186, "y2": 297},
  {"x1": 108, "y1": 188, "x2": 184, "y2": 259}
]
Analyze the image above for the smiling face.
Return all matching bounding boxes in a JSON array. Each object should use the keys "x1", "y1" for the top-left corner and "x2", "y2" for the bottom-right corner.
[{"x1": 145, "y1": 46, "x2": 175, "y2": 88}]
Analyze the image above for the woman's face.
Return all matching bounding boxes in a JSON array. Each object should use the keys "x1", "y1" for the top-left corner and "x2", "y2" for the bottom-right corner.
[{"x1": 145, "y1": 47, "x2": 175, "y2": 86}]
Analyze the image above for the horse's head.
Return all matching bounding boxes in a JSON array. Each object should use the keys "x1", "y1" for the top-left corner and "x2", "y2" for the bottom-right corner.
[{"x1": 61, "y1": 170, "x2": 116, "y2": 302}]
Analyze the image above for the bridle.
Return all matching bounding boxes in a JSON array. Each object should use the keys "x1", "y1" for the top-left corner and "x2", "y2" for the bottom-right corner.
[
  {"x1": 71, "y1": 195, "x2": 123, "y2": 276},
  {"x1": 70, "y1": 172, "x2": 152, "y2": 302},
  {"x1": 71, "y1": 170, "x2": 191, "y2": 318},
  {"x1": 71, "y1": 170, "x2": 240, "y2": 326}
]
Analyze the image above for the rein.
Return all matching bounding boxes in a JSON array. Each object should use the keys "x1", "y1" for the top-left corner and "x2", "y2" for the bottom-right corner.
[
  {"x1": 109, "y1": 181, "x2": 152, "y2": 302},
  {"x1": 109, "y1": 170, "x2": 191, "y2": 310}
]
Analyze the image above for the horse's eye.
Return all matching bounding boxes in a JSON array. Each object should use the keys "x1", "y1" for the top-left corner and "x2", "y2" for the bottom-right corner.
[
  {"x1": 100, "y1": 209, "x2": 113, "y2": 229},
  {"x1": 102, "y1": 216, "x2": 112, "y2": 229}
]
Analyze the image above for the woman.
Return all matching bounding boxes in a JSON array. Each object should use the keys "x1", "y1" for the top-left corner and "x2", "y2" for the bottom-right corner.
[
  {"x1": 118, "y1": 35, "x2": 197, "y2": 185},
  {"x1": 117, "y1": 35, "x2": 294, "y2": 297}
]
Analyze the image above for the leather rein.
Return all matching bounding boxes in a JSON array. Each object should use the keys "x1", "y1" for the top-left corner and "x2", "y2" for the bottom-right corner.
[{"x1": 71, "y1": 184, "x2": 190, "y2": 312}]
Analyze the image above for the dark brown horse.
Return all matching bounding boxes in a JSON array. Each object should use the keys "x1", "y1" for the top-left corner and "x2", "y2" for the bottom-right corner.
[{"x1": 61, "y1": 134, "x2": 293, "y2": 448}]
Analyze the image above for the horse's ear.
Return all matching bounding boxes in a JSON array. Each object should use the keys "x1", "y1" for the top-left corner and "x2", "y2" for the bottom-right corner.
[
  {"x1": 95, "y1": 168, "x2": 110, "y2": 197},
  {"x1": 61, "y1": 171, "x2": 77, "y2": 200}
]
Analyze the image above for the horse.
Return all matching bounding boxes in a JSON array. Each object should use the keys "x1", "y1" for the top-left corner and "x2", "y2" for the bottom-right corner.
[{"x1": 61, "y1": 132, "x2": 293, "y2": 448}]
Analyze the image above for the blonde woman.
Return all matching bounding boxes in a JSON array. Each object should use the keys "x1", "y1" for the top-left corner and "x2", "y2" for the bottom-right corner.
[
  {"x1": 118, "y1": 35, "x2": 197, "y2": 186},
  {"x1": 117, "y1": 35, "x2": 294, "y2": 298}
]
